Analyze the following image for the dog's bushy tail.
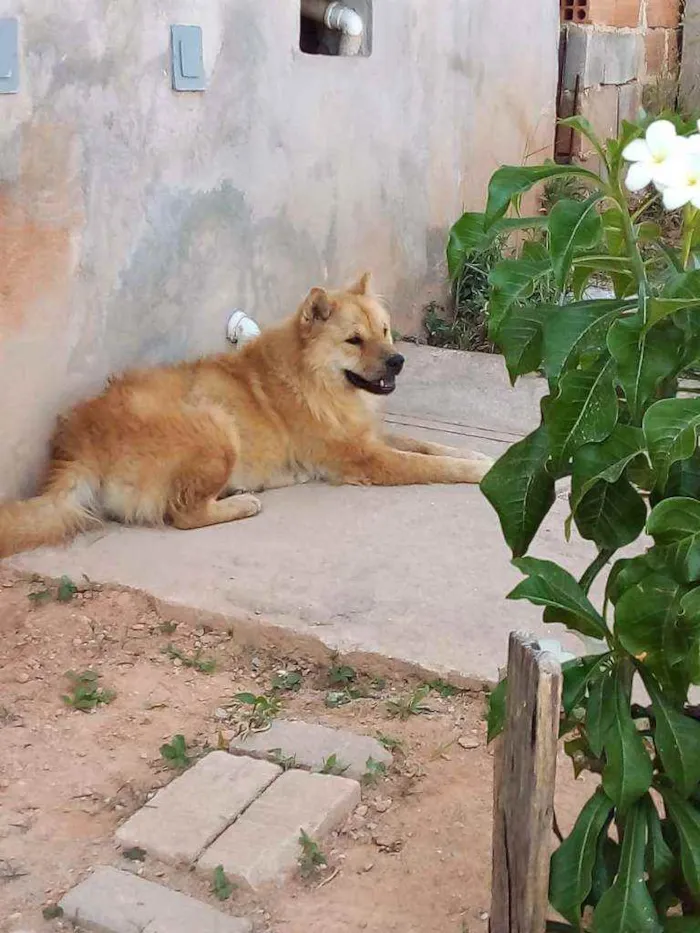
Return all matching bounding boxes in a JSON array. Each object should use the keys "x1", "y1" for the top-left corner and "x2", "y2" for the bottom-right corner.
[{"x1": 0, "y1": 464, "x2": 99, "y2": 558}]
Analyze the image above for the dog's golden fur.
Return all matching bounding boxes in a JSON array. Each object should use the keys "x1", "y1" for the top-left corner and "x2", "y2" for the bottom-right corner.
[{"x1": 0, "y1": 274, "x2": 491, "y2": 558}]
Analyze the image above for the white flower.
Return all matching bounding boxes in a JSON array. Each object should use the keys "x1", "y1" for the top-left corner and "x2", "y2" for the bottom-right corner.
[
  {"x1": 654, "y1": 152, "x2": 700, "y2": 210},
  {"x1": 622, "y1": 119, "x2": 687, "y2": 192}
]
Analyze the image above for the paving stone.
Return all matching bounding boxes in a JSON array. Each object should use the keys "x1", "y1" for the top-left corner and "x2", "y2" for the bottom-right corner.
[
  {"x1": 198, "y1": 770, "x2": 361, "y2": 888},
  {"x1": 228, "y1": 720, "x2": 392, "y2": 780},
  {"x1": 115, "y1": 751, "x2": 280, "y2": 864},
  {"x1": 59, "y1": 866, "x2": 251, "y2": 933}
]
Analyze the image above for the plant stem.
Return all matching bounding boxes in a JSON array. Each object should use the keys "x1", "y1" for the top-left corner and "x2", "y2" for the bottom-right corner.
[
  {"x1": 579, "y1": 548, "x2": 615, "y2": 595},
  {"x1": 680, "y1": 203, "x2": 699, "y2": 271},
  {"x1": 609, "y1": 165, "x2": 649, "y2": 322}
]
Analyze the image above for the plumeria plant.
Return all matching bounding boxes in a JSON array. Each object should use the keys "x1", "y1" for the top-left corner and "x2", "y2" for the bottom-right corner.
[{"x1": 448, "y1": 114, "x2": 700, "y2": 931}]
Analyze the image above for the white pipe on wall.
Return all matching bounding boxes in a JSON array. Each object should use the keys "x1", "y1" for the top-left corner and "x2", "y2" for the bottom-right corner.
[{"x1": 300, "y1": 0, "x2": 364, "y2": 56}]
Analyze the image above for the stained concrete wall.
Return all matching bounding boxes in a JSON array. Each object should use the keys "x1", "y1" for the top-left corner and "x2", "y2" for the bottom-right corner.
[{"x1": 0, "y1": 0, "x2": 559, "y2": 499}]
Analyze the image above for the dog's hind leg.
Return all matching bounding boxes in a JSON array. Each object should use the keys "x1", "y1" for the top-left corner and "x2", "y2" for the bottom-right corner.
[
  {"x1": 170, "y1": 493, "x2": 261, "y2": 530},
  {"x1": 166, "y1": 426, "x2": 262, "y2": 530}
]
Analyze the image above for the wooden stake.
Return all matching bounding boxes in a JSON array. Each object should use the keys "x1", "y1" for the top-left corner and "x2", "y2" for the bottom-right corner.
[{"x1": 489, "y1": 632, "x2": 562, "y2": 933}]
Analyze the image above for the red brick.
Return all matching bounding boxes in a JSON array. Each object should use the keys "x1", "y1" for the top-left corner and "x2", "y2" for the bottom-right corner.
[
  {"x1": 646, "y1": 0, "x2": 681, "y2": 28},
  {"x1": 645, "y1": 28, "x2": 669, "y2": 76},
  {"x1": 587, "y1": 0, "x2": 641, "y2": 27}
]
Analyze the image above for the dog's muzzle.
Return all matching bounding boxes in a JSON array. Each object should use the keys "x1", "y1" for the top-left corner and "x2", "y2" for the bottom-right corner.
[{"x1": 344, "y1": 353, "x2": 405, "y2": 396}]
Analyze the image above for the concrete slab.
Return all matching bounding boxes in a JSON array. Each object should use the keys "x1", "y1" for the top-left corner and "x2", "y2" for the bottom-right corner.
[
  {"x1": 197, "y1": 770, "x2": 361, "y2": 889},
  {"x1": 115, "y1": 752, "x2": 280, "y2": 865},
  {"x1": 8, "y1": 346, "x2": 598, "y2": 684},
  {"x1": 59, "y1": 866, "x2": 251, "y2": 933},
  {"x1": 228, "y1": 720, "x2": 392, "y2": 781}
]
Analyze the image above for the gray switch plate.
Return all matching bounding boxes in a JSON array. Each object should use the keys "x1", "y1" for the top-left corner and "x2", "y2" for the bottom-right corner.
[
  {"x1": 171, "y1": 25, "x2": 205, "y2": 92},
  {"x1": 0, "y1": 18, "x2": 19, "y2": 94}
]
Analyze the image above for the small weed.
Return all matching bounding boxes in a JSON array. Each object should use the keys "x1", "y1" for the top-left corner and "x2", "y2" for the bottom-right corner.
[
  {"x1": 426, "y1": 678, "x2": 461, "y2": 698},
  {"x1": 160, "y1": 734, "x2": 191, "y2": 770},
  {"x1": 386, "y1": 685, "x2": 431, "y2": 720},
  {"x1": 270, "y1": 748, "x2": 298, "y2": 770},
  {"x1": 164, "y1": 644, "x2": 216, "y2": 674},
  {"x1": 28, "y1": 587, "x2": 52, "y2": 604},
  {"x1": 271, "y1": 670, "x2": 302, "y2": 692},
  {"x1": 325, "y1": 690, "x2": 352, "y2": 708},
  {"x1": 42, "y1": 905, "x2": 64, "y2": 920},
  {"x1": 62, "y1": 670, "x2": 116, "y2": 712},
  {"x1": 298, "y1": 829, "x2": 327, "y2": 878},
  {"x1": 377, "y1": 733, "x2": 404, "y2": 754},
  {"x1": 57, "y1": 575, "x2": 77, "y2": 602},
  {"x1": 361, "y1": 756, "x2": 388, "y2": 786},
  {"x1": 328, "y1": 664, "x2": 356, "y2": 686},
  {"x1": 371, "y1": 676, "x2": 387, "y2": 691},
  {"x1": 29, "y1": 575, "x2": 77, "y2": 604},
  {"x1": 232, "y1": 692, "x2": 281, "y2": 734},
  {"x1": 320, "y1": 753, "x2": 349, "y2": 775},
  {"x1": 159, "y1": 620, "x2": 178, "y2": 635},
  {"x1": 122, "y1": 846, "x2": 147, "y2": 861},
  {"x1": 211, "y1": 865, "x2": 234, "y2": 901}
]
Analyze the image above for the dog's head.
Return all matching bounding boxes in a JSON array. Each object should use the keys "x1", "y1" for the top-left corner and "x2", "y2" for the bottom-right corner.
[{"x1": 296, "y1": 273, "x2": 404, "y2": 396}]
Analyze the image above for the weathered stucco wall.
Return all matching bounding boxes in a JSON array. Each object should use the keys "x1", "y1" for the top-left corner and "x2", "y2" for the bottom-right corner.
[{"x1": 0, "y1": 0, "x2": 558, "y2": 498}]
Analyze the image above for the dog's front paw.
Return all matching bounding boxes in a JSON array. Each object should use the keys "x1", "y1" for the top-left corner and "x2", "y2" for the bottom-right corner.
[{"x1": 236, "y1": 494, "x2": 263, "y2": 517}]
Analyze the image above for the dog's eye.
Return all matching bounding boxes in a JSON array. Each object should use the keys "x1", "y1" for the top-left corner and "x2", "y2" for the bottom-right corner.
[
  {"x1": 383, "y1": 326, "x2": 389, "y2": 337},
  {"x1": 346, "y1": 336, "x2": 363, "y2": 346}
]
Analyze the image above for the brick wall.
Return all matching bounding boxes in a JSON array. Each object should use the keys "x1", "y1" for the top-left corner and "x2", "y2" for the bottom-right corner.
[{"x1": 557, "y1": 0, "x2": 681, "y2": 163}]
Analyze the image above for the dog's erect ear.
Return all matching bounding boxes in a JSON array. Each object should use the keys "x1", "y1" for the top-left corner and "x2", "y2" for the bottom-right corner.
[
  {"x1": 299, "y1": 287, "x2": 335, "y2": 329},
  {"x1": 348, "y1": 271, "x2": 372, "y2": 296}
]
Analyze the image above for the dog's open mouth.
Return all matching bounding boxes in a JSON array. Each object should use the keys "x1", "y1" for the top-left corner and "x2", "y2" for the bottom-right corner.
[{"x1": 344, "y1": 370, "x2": 396, "y2": 395}]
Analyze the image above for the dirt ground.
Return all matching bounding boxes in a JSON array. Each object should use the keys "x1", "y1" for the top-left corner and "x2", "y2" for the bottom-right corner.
[{"x1": 0, "y1": 565, "x2": 590, "y2": 933}]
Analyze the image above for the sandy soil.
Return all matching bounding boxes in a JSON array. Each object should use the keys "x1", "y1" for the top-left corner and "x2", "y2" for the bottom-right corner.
[{"x1": 0, "y1": 565, "x2": 590, "y2": 933}]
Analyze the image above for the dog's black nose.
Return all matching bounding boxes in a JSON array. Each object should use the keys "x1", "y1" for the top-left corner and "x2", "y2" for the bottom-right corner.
[{"x1": 386, "y1": 353, "x2": 405, "y2": 375}]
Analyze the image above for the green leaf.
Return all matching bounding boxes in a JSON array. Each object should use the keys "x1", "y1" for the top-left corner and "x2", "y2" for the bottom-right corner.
[
  {"x1": 592, "y1": 800, "x2": 662, "y2": 932},
  {"x1": 647, "y1": 497, "x2": 700, "y2": 583},
  {"x1": 508, "y1": 556, "x2": 608, "y2": 638},
  {"x1": 488, "y1": 258, "x2": 552, "y2": 306},
  {"x1": 665, "y1": 920, "x2": 700, "y2": 932},
  {"x1": 588, "y1": 831, "x2": 620, "y2": 909},
  {"x1": 485, "y1": 163, "x2": 599, "y2": 228},
  {"x1": 487, "y1": 678, "x2": 507, "y2": 743},
  {"x1": 587, "y1": 669, "x2": 615, "y2": 757},
  {"x1": 497, "y1": 303, "x2": 551, "y2": 384},
  {"x1": 549, "y1": 788, "x2": 614, "y2": 926},
  {"x1": 647, "y1": 297, "x2": 700, "y2": 331},
  {"x1": 446, "y1": 211, "x2": 547, "y2": 279},
  {"x1": 486, "y1": 287, "x2": 511, "y2": 339},
  {"x1": 615, "y1": 573, "x2": 685, "y2": 662},
  {"x1": 642, "y1": 795, "x2": 674, "y2": 893},
  {"x1": 542, "y1": 299, "x2": 633, "y2": 380},
  {"x1": 601, "y1": 670, "x2": 653, "y2": 813},
  {"x1": 549, "y1": 196, "x2": 603, "y2": 290},
  {"x1": 663, "y1": 449, "x2": 700, "y2": 499},
  {"x1": 546, "y1": 356, "x2": 619, "y2": 468},
  {"x1": 643, "y1": 670, "x2": 700, "y2": 796},
  {"x1": 643, "y1": 398, "x2": 700, "y2": 488},
  {"x1": 608, "y1": 316, "x2": 684, "y2": 422},
  {"x1": 573, "y1": 476, "x2": 647, "y2": 550},
  {"x1": 480, "y1": 426, "x2": 555, "y2": 558},
  {"x1": 572, "y1": 264, "x2": 594, "y2": 300},
  {"x1": 606, "y1": 554, "x2": 661, "y2": 606},
  {"x1": 571, "y1": 425, "x2": 647, "y2": 510},
  {"x1": 559, "y1": 115, "x2": 607, "y2": 163},
  {"x1": 562, "y1": 654, "x2": 611, "y2": 715},
  {"x1": 661, "y1": 788, "x2": 700, "y2": 897}
]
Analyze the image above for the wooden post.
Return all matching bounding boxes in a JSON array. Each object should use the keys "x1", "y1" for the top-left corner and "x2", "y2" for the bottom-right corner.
[{"x1": 489, "y1": 632, "x2": 562, "y2": 933}]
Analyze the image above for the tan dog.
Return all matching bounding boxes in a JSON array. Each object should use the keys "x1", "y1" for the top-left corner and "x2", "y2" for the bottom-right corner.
[{"x1": 0, "y1": 274, "x2": 491, "y2": 557}]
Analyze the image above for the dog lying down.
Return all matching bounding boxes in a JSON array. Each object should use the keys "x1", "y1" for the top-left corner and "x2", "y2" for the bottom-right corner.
[{"x1": 0, "y1": 273, "x2": 492, "y2": 558}]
